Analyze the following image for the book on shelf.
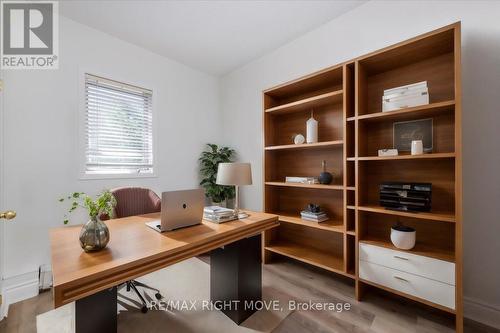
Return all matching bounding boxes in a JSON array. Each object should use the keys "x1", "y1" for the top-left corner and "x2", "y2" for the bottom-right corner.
[
  {"x1": 300, "y1": 210, "x2": 329, "y2": 223},
  {"x1": 285, "y1": 176, "x2": 319, "y2": 184},
  {"x1": 382, "y1": 81, "x2": 429, "y2": 112}
]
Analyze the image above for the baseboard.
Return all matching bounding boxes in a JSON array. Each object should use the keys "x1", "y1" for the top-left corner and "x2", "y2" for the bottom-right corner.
[
  {"x1": 465, "y1": 296, "x2": 500, "y2": 330},
  {"x1": 0, "y1": 271, "x2": 39, "y2": 319}
]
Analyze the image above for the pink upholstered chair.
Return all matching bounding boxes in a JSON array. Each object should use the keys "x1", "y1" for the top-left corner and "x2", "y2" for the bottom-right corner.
[
  {"x1": 109, "y1": 187, "x2": 163, "y2": 313},
  {"x1": 111, "y1": 187, "x2": 161, "y2": 218}
]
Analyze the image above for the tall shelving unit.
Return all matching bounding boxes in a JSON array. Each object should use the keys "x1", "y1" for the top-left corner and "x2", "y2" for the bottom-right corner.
[{"x1": 262, "y1": 23, "x2": 462, "y2": 331}]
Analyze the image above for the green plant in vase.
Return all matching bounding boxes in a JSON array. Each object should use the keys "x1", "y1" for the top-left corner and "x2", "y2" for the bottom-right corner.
[
  {"x1": 59, "y1": 190, "x2": 117, "y2": 252},
  {"x1": 199, "y1": 143, "x2": 236, "y2": 206}
]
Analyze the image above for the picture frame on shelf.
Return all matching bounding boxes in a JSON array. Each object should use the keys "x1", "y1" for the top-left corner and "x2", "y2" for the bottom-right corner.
[{"x1": 393, "y1": 118, "x2": 433, "y2": 152}]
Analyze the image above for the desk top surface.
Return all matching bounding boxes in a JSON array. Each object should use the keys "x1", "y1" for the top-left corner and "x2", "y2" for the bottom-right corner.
[{"x1": 50, "y1": 210, "x2": 278, "y2": 307}]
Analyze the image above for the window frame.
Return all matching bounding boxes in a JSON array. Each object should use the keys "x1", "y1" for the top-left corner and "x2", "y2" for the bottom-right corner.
[{"x1": 78, "y1": 68, "x2": 158, "y2": 180}]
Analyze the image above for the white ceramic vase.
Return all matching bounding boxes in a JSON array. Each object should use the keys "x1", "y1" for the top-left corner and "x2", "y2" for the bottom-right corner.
[{"x1": 390, "y1": 225, "x2": 416, "y2": 250}]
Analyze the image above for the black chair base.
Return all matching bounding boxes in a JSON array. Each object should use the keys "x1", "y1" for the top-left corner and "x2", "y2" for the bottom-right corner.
[{"x1": 120, "y1": 280, "x2": 163, "y2": 313}]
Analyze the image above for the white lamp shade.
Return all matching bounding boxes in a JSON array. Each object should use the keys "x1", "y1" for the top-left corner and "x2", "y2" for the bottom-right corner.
[{"x1": 216, "y1": 163, "x2": 252, "y2": 186}]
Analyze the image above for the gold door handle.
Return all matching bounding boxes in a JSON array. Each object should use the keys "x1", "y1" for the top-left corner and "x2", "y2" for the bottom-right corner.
[{"x1": 0, "y1": 210, "x2": 16, "y2": 220}]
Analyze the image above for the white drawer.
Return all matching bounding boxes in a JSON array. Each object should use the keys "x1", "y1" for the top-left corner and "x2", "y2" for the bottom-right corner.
[
  {"x1": 360, "y1": 260, "x2": 455, "y2": 309},
  {"x1": 359, "y1": 243, "x2": 455, "y2": 285}
]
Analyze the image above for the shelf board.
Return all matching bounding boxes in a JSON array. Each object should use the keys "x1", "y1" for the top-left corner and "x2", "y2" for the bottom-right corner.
[
  {"x1": 357, "y1": 205, "x2": 455, "y2": 223},
  {"x1": 347, "y1": 205, "x2": 356, "y2": 210},
  {"x1": 277, "y1": 213, "x2": 344, "y2": 234},
  {"x1": 346, "y1": 186, "x2": 356, "y2": 190},
  {"x1": 360, "y1": 237, "x2": 454, "y2": 262},
  {"x1": 348, "y1": 100, "x2": 455, "y2": 122},
  {"x1": 265, "y1": 181, "x2": 344, "y2": 190},
  {"x1": 354, "y1": 152, "x2": 455, "y2": 161},
  {"x1": 265, "y1": 140, "x2": 343, "y2": 151},
  {"x1": 265, "y1": 240, "x2": 351, "y2": 277},
  {"x1": 346, "y1": 230, "x2": 356, "y2": 236},
  {"x1": 265, "y1": 90, "x2": 343, "y2": 115}
]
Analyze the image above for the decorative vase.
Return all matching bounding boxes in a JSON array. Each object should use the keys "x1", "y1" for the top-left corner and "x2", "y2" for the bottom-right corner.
[
  {"x1": 319, "y1": 160, "x2": 333, "y2": 185},
  {"x1": 79, "y1": 216, "x2": 110, "y2": 252},
  {"x1": 390, "y1": 224, "x2": 416, "y2": 250},
  {"x1": 306, "y1": 110, "x2": 318, "y2": 143}
]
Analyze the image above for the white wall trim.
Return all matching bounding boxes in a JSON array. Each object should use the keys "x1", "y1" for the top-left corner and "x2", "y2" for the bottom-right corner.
[
  {"x1": 464, "y1": 296, "x2": 500, "y2": 329},
  {"x1": 0, "y1": 271, "x2": 39, "y2": 319}
]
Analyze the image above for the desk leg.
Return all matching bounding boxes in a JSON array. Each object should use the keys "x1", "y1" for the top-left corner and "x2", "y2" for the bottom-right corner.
[
  {"x1": 75, "y1": 286, "x2": 117, "y2": 333},
  {"x1": 210, "y1": 234, "x2": 262, "y2": 325}
]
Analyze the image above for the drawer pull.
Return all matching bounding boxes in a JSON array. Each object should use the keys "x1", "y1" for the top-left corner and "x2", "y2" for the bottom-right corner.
[
  {"x1": 393, "y1": 275, "x2": 409, "y2": 282},
  {"x1": 393, "y1": 255, "x2": 409, "y2": 261}
]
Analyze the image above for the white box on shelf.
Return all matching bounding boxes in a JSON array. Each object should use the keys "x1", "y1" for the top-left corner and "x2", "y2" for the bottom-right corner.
[
  {"x1": 383, "y1": 81, "x2": 427, "y2": 96},
  {"x1": 382, "y1": 90, "x2": 429, "y2": 112},
  {"x1": 378, "y1": 149, "x2": 398, "y2": 157}
]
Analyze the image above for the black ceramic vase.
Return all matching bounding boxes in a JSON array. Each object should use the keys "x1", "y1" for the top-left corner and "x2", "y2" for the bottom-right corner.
[{"x1": 319, "y1": 160, "x2": 333, "y2": 184}]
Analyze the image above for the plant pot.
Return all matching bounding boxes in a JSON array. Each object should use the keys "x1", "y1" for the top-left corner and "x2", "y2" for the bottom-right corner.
[
  {"x1": 79, "y1": 217, "x2": 110, "y2": 252},
  {"x1": 390, "y1": 225, "x2": 416, "y2": 250},
  {"x1": 211, "y1": 199, "x2": 226, "y2": 208}
]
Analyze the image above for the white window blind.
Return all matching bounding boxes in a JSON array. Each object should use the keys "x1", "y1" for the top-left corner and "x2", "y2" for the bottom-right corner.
[{"x1": 84, "y1": 74, "x2": 154, "y2": 175}]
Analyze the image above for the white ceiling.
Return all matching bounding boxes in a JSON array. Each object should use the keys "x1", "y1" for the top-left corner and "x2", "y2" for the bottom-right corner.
[{"x1": 60, "y1": 1, "x2": 366, "y2": 76}]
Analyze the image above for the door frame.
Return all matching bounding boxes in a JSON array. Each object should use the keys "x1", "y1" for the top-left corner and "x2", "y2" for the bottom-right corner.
[{"x1": 0, "y1": 75, "x2": 4, "y2": 288}]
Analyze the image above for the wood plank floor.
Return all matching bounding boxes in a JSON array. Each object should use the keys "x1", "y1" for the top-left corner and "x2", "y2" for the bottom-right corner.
[{"x1": 0, "y1": 256, "x2": 497, "y2": 333}]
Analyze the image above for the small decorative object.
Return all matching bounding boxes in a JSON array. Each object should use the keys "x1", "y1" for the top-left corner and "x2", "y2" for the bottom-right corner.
[
  {"x1": 411, "y1": 140, "x2": 424, "y2": 155},
  {"x1": 199, "y1": 144, "x2": 236, "y2": 206},
  {"x1": 319, "y1": 160, "x2": 333, "y2": 185},
  {"x1": 393, "y1": 118, "x2": 433, "y2": 152},
  {"x1": 293, "y1": 133, "x2": 305, "y2": 145},
  {"x1": 306, "y1": 110, "x2": 318, "y2": 143},
  {"x1": 390, "y1": 223, "x2": 416, "y2": 250},
  {"x1": 307, "y1": 203, "x2": 321, "y2": 213},
  {"x1": 378, "y1": 148, "x2": 399, "y2": 157},
  {"x1": 59, "y1": 190, "x2": 117, "y2": 252}
]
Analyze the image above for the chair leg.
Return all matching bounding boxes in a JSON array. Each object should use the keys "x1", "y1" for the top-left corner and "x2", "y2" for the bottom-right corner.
[
  {"x1": 132, "y1": 280, "x2": 160, "y2": 293},
  {"x1": 129, "y1": 281, "x2": 149, "y2": 313}
]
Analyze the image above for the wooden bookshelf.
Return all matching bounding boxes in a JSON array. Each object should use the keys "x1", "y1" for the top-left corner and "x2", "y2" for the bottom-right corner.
[
  {"x1": 265, "y1": 140, "x2": 343, "y2": 151},
  {"x1": 263, "y1": 23, "x2": 462, "y2": 331},
  {"x1": 277, "y1": 214, "x2": 344, "y2": 233},
  {"x1": 264, "y1": 181, "x2": 344, "y2": 190},
  {"x1": 265, "y1": 90, "x2": 343, "y2": 115}
]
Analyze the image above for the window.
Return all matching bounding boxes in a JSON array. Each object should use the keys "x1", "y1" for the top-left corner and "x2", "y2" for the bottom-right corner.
[{"x1": 84, "y1": 74, "x2": 154, "y2": 176}]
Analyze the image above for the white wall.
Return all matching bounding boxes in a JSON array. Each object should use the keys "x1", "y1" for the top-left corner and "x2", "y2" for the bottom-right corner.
[
  {"x1": 0, "y1": 16, "x2": 222, "y2": 279},
  {"x1": 220, "y1": 0, "x2": 500, "y2": 327}
]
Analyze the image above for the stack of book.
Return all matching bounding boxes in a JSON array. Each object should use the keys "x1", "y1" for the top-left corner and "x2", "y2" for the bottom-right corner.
[
  {"x1": 285, "y1": 176, "x2": 319, "y2": 184},
  {"x1": 300, "y1": 210, "x2": 329, "y2": 223},
  {"x1": 382, "y1": 81, "x2": 429, "y2": 112},
  {"x1": 203, "y1": 206, "x2": 237, "y2": 223}
]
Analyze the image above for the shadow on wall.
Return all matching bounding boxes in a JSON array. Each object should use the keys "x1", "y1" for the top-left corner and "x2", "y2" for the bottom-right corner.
[{"x1": 461, "y1": 29, "x2": 500, "y2": 308}]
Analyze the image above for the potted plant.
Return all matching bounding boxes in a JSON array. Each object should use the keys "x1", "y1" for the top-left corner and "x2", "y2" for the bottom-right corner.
[
  {"x1": 199, "y1": 144, "x2": 236, "y2": 206},
  {"x1": 59, "y1": 190, "x2": 117, "y2": 252}
]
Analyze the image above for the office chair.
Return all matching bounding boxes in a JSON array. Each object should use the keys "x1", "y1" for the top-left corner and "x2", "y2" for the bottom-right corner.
[{"x1": 104, "y1": 187, "x2": 164, "y2": 313}]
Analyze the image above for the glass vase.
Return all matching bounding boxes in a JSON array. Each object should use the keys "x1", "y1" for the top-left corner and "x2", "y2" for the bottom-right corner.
[{"x1": 79, "y1": 216, "x2": 110, "y2": 252}]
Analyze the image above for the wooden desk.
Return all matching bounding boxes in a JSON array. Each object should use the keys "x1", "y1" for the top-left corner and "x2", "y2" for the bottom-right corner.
[{"x1": 50, "y1": 211, "x2": 279, "y2": 332}]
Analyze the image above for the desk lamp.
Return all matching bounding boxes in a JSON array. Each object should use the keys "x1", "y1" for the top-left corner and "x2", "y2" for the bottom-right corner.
[{"x1": 216, "y1": 163, "x2": 252, "y2": 219}]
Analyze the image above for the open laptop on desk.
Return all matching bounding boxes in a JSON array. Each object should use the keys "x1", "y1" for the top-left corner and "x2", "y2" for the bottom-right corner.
[{"x1": 145, "y1": 189, "x2": 204, "y2": 232}]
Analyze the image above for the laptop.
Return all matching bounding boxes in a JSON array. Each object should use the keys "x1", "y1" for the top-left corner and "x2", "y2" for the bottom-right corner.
[{"x1": 145, "y1": 189, "x2": 204, "y2": 232}]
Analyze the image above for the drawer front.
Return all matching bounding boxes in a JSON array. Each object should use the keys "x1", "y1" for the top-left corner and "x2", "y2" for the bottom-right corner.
[
  {"x1": 359, "y1": 243, "x2": 455, "y2": 285},
  {"x1": 360, "y1": 260, "x2": 455, "y2": 309}
]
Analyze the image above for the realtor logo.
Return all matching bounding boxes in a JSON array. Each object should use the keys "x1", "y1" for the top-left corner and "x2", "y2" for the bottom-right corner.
[{"x1": 1, "y1": 1, "x2": 58, "y2": 69}]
